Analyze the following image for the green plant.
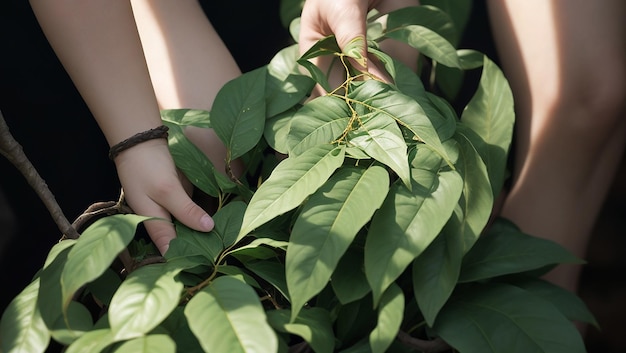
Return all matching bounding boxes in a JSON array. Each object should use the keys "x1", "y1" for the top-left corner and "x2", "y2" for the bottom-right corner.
[{"x1": 0, "y1": 4, "x2": 596, "y2": 353}]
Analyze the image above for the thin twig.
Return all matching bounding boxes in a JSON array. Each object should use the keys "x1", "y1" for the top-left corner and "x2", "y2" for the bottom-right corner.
[{"x1": 0, "y1": 110, "x2": 79, "y2": 239}]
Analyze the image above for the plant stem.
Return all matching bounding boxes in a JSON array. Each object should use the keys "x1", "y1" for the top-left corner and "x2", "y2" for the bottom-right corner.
[{"x1": 0, "y1": 110, "x2": 79, "y2": 239}]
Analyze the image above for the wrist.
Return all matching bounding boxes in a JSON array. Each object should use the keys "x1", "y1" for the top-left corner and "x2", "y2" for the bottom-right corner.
[{"x1": 108, "y1": 125, "x2": 169, "y2": 160}]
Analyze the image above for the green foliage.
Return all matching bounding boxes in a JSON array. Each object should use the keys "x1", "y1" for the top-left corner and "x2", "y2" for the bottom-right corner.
[{"x1": 1, "y1": 4, "x2": 594, "y2": 353}]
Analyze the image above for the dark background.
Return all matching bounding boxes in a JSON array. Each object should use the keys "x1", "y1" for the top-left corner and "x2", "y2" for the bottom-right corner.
[{"x1": 0, "y1": 1, "x2": 624, "y2": 352}]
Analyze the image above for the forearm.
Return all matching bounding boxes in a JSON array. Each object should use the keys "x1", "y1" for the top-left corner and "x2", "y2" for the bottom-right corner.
[{"x1": 29, "y1": 0, "x2": 161, "y2": 146}]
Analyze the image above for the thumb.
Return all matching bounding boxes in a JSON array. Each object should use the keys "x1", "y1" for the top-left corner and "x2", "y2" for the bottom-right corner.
[
  {"x1": 170, "y1": 196, "x2": 215, "y2": 233},
  {"x1": 329, "y1": 4, "x2": 369, "y2": 72}
]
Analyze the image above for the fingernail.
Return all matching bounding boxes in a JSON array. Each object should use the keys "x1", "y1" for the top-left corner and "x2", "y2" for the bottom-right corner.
[{"x1": 200, "y1": 214, "x2": 214, "y2": 230}]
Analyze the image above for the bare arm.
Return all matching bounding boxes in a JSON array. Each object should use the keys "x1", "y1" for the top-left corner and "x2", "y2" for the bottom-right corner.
[{"x1": 29, "y1": 0, "x2": 215, "y2": 254}]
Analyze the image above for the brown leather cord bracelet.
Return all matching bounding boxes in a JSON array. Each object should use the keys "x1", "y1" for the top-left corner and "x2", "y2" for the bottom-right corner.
[{"x1": 108, "y1": 125, "x2": 169, "y2": 160}]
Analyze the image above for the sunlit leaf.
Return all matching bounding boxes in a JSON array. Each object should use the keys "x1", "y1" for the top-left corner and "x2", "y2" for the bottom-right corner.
[
  {"x1": 433, "y1": 283, "x2": 586, "y2": 353},
  {"x1": 348, "y1": 80, "x2": 450, "y2": 165},
  {"x1": 161, "y1": 108, "x2": 211, "y2": 128},
  {"x1": 64, "y1": 328, "x2": 114, "y2": 353},
  {"x1": 238, "y1": 144, "x2": 345, "y2": 241},
  {"x1": 109, "y1": 263, "x2": 184, "y2": 341},
  {"x1": 38, "y1": 242, "x2": 72, "y2": 328},
  {"x1": 384, "y1": 25, "x2": 460, "y2": 68},
  {"x1": 185, "y1": 276, "x2": 277, "y2": 353},
  {"x1": 365, "y1": 168, "x2": 462, "y2": 304},
  {"x1": 297, "y1": 35, "x2": 341, "y2": 92},
  {"x1": 287, "y1": 165, "x2": 389, "y2": 320},
  {"x1": 452, "y1": 133, "x2": 493, "y2": 251},
  {"x1": 0, "y1": 279, "x2": 50, "y2": 353},
  {"x1": 267, "y1": 308, "x2": 335, "y2": 353},
  {"x1": 164, "y1": 122, "x2": 222, "y2": 197},
  {"x1": 460, "y1": 56, "x2": 514, "y2": 196},
  {"x1": 61, "y1": 214, "x2": 150, "y2": 311},
  {"x1": 111, "y1": 334, "x2": 176, "y2": 353},
  {"x1": 288, "y1": 95, "x2": 351, "y2": 156},
  {"x1": 369, "y1": 283, "x2": 404, "y2": 353},
  {"x1": 350, "y1": 129, "x2": 410, "y2": 188},
  {"x1": 266, "y1": 44, "x2": 314, "y2": 117},
  {"x1": 166, "y1": 222, "x2": 223, "y2": 263},
  {"x1": 211, "y1": 67, "x2": 267, "y2": 160},
  {"x1": 49, "y1": 301, "x2": 92, "y2": 345}
]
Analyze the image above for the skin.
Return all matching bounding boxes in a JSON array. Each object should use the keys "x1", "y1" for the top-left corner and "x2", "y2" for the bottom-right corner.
[
  {"x1": 299, "y1": 0, "x2": 420, "y2": 94},
  {"x1": 487, "y1": 0, "x2": 626, "y2": 292},
  {"x1": 28, "y1": 0, "x2": 240, "y2": 254}
]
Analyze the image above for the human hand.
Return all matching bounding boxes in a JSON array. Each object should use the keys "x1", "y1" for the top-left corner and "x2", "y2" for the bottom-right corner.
[
  {"x1": 113, "y1": 138, "x2": 214, "y2": 254},
  {"x1": 299, "y1": 0, "x2": 419, "y2": 92}
]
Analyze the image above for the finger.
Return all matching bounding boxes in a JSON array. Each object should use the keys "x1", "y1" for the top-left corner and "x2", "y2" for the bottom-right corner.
[
  {"x1": 156, "y1": 182, "x2": 215, "y2": 233},
  {"x1": 329, "y1": 7, "x2": 369, "y2": 71},
  {"x1": 142, "y1": 209, "x2": 176, "y2": 255}
]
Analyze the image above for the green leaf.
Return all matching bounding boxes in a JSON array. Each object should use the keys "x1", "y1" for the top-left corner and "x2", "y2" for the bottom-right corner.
[
  {"x1": 228, "y1": 237, "x2": 288, "y2": 261},
  {"x1": 49, "y1": 301, "x2": 93, "y2": 345},
  {"x1": 459, "y1": 218, "x2": 584, "y2": 283},
  {"x1": 287, "y1": 165, "x2": 389, "y2": 320},
  {"x1": 433, "y1": 283, "x2": 586, "y2": 353},
  {"x1": 243, "y1": 260, "x2": 290, "y2": 302},
  {"x1": 350, "y1": 129, "x2": 410, "y2": 188},
  {"x1": 164, "y1": 122, "x2": 222, "y2": 197},
  {"x1": 238, "y1": 144, "x2": 346, "y2": 241},
  {"x1": 266, "y1": 44, "x2": 315, "y2": 117},
  {"x1": 38, "y1": 242, "x2": 72, "y2": 328},
  {"x1": 111, "y1": 334, "x2": 176, "y2": 353},
  {"x1": 108, "y1": 263, "x2": 184, "y2": 341},
  {"x1": 384, "y1": 25, "x2": 460, "y2": 68},
  {"x1": 85, "y1": 268, "x2": 122, "y2": 307},
  {"x1": 365, "y1": 168, "x2": 463, "y2": 304},
  {"x1": 161, "y1": 108, "x2": 211, "y2": 128},
  {"x1": 217, "y1": 265, "x2": 262, "y2": 290},
  {"x1": 213, "y1": 201, "x2": 247, "y2": 248},
  {"x1": 331, "y1": 247, "x2": 370, "y2": 304},
  {"x1": 297, "y1": 35, "x2": 341, "y2": 92},
  {"x1": 0, "y1": 279, "x2": 50, "y2": 353},
  {"x1": 211, "y1": 67, "x2": 267, "y2": 160},
  {"x1": 42, "y1": 239, "x2": 76, "y2": 269},
  {"x1": 369, "y1": 283, "x2": 404, "y2": 353},
  {"x1": 507, "y1": 277, "x2": 599, "y2": 328},
  {"x1": 348, "y1": 80, "x2": 450, "y2": 166},
  {"x1": 420, "y1": 1, "x2": 473, "y2": 39},
  {"x1": 411, "y1": 224, "x2": 463, "y2": 326},
  {"x1": 185, "y1": 276, "x2": 277, "y2": 353},
  {"x1": 384, "y1": 5, "x2": 458, "y2": 47},
  {"x1": 452, "y1": 134, "x2": 494, "y2": 252},
  {"x1": 267, "y1": 308, "x2": 335, "y2": 353},
  {"x1": 264, "y1": 108, "x2": 297, "y2": 154},
  {"x1": 61, "y1": 214, "x2": 150, "y2": 311},
  {"x1": 287, "y1": 95, "x2": 351, "y2": 156},
  {"x1": 166, "y1": 222, "x2": 223, "y2": 263},
  {"x1": 279, "y1": 0, "x2": 305, "y2": 28},
  {"x1": 64, "y1": 328, "x2": 114, "y2": 353},
  {"x1": 460, "y1": 56, "x2": 514, "y2": 196}
]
